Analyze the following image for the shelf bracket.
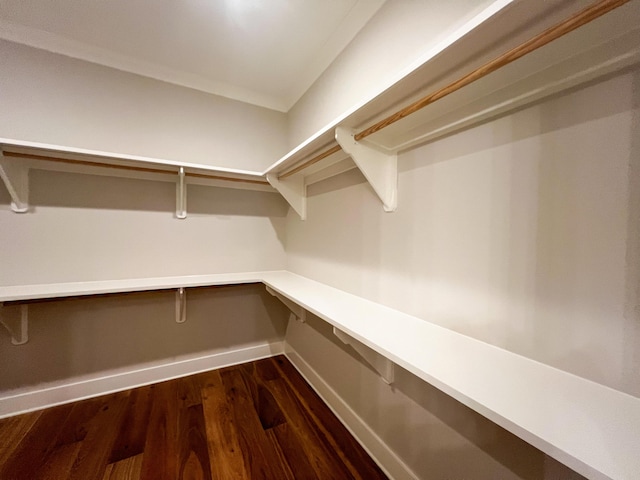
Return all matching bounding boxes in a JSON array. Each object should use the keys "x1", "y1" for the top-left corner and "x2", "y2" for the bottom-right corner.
[
  {"x1": 176, "y1": 167, "x2": 187, "y2": 219},
  {"x1": 335, "y1": 127, "x2": 397, "y2": 212},
  {"x1": 266, "y1": 286, "x2": 306, "y2": 323},
  {"x1": 266, "y1": 173, "x2": 306, "y2": 220},
  {"x1": 0, "y1": 303, "x2": 29, "y2": 345},
  {"x1": 0, "y1": 150, "x2": 29, "y2": 213},
  {"x1": 175, "y1": 287, "x2": 186, "y2": 323},
  {"x1": 333, "y1": 326, "x2": 394, "y2": 384}
]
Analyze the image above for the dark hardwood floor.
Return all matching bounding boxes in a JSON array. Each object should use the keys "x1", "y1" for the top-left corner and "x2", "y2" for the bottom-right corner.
[{"x1": 0, "y1": 355, "x2": 388, "y2": 480}]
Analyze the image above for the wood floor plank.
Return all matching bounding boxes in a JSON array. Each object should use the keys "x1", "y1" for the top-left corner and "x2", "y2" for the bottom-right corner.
[
  {"x1": 201, "y1": 370, "x2": 250, "y2": 479},
  {"x1": 241, "y1": 357, "x2": 280, "y2": 382},
  {"x1": 39, "y1": 442, "x2": 82, "y2": 480},
  {"x1": 67, "y1": 391, "x2": 130, "y2": 480},
  {"x1": 0, "y1": 410, "x2": 41, "y2": 466},
  {"x1": 272, "y1": 355, "x2": 388, "y2": 479},
  {"x1": 139, "y1": 380, "x2": 179, "y2": 480},
  {"x1": 0, "y1": 403, "x2": 74, "y2": 479},
  {"x1": 267, "y1": 422, "x2": 317, "y2": 480},
  {"x1": 56, "y1": 395, "x2": 105, "y2": 446},
  {"x1": 177, "y1": 374, "x2": 204, "y2": 409},
  {"x1": 237, "y1": 365, "x2": 286, "y2": 431},
  {"x1": 220, "y1": 367, "x2": 293, "y2": 479},
  {"x1": 266, "y1": 374, "x2": 356, "y2": 479},
  {"x1": 109, "y1": 384, "x2": 154, "y2": 463},
  {"x1": 177, "y1": 376, "x2": 213, "y2": 480},
  {"x1": 103, "y1": 453, "x2": 144, "y2": 480},
  {"x1": 0, "y1": 356, "x2": 387, "y2": 480}
]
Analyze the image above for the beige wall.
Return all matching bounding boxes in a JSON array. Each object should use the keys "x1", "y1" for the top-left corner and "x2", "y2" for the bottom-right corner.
[
  {"x1": 0, "y1": 169, "x2": 288, "y2": 285},
  {"x1": 1, "y1": 11, "x2": 638, "y2": 478},
  {"x1": 0, "y1": 168, "x2": 290, "y2": 402},
  {"x1": 286, "y1": 0, "x2": 497, "y2": 148},
  {"x1": 285, "y1": 70, "x2": 639, "y2": 478},
  {"x1": 0, "y1": 40, "x2": 287, "y2": 172},
  {"x1": 0, "y1": 284, "x2": 288, "y2": 392},
  {"x1": 287, "y1": 316, "x2": 585, "y2": 480}
]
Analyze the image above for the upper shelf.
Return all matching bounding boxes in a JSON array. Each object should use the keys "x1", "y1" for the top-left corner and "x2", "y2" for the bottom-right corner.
[
  {"x1": 0, "y1": 137, "x2": 274, "y2": 217},
  {"x1": 263, "y1": 0, "x2": 640, "y2": 218},
  {"x1": 0, "y1": 137, "x2": 270, "y2": 189},
  {"x1": 1, "y1": 1, "x2": 638, "y2": 221}
]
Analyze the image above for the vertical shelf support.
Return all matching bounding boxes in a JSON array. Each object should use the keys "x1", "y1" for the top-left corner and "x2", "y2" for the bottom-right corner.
[
  {"x1": 0, "y1": 303, "x2": 29, "y2": 345},
  {"x1": 266, "y1": 173, "x2": 306, "y2": 220},
  {"x1": 335, "y1": 127, "x2": 397, "y2": 212},
  {"x1": 0, "y1": 150, "x2": 29, "y2": 213},
  {"x1": 176, "y1": 167, "x2": 187, "y2": 219},
  {"x1": 265, "y1": 286, "x2": 306, "y2": 323},
  {"x1": 333, "y1": 326, "x2": 394, "y2": 384},
  {"x1": 176, "y1": 287, "x2": 187, "y2": 323}
]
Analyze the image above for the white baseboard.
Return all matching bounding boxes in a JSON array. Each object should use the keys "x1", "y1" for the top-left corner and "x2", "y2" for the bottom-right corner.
[
  {"x1": 285, "y1": 346, "x2": 418, "y2": 480},
  {"x1": 0, "y1": 341, "x2": 284, "y2": 418}
]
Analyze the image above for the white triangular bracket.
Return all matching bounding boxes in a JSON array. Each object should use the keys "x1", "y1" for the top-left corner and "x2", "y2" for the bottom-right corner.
[
  {"x1": 266, "y1": 173, "x2": 306, "y2": 220},
  {"x1": 176, "y1": 167, "x2": 187, "y2": 219},
  {"x1": 333, "y1": 326, "x2": 395, "y2": 384},
  {"x1": 0, "y1": 150, "x2": 29, "y2": 213},
  {"x1": 335, "y1": 127, "x2": 397, "y2": 212},
  {"x1": 265, "y1": 286, "x2": 306, "y2": 323},
  {"x1": 0, "y1": 303, "x2": 29, "y2": 345}
]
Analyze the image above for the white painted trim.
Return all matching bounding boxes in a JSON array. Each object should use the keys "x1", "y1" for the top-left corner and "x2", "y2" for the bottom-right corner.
[
  {"x1": 0, "y1": 137, "x2": 264, "y2": 177},
  {"x1": 285, "y1": 345, "x2": 418, "y2": 480},
  {"x1": 0, "y1": 341, "x2": 284, "y2": 419}
]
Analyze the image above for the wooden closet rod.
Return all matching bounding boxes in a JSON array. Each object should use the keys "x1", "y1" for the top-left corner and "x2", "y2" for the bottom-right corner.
[
  {"x1": 279, "y1": 145, "x2": 342, "y2": 179},
  {"x1": 279, "y1": 0, "x2": 629, "y2": 179},
  {"x1": 3, "y1": 151, "x2": 270, "y2": 185}
]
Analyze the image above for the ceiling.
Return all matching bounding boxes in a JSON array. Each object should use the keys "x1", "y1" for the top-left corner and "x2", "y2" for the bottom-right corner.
[{"x1": 0, "y1": 0, "x2": 386, "y2": 112}]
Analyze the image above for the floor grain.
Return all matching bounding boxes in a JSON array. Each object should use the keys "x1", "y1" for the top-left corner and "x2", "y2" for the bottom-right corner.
[{"x1": 0, "y1": 355, "x2": 387, "y2": 480}]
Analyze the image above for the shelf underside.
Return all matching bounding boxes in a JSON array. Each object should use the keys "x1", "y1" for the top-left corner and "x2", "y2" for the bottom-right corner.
[{"x1": 0, "y1": 140, "x2": 273, "y2": 192}]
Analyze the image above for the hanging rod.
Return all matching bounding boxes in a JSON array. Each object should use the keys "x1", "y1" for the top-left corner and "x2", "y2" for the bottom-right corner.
[
  {"x1": 2, "y1": 151, "x2": 270, "y2": 186},
  {"x1": 279, "y1": 145, "x2": 342, "y2": 179},
  {"x1": 277, "y1": 0, "x2": 630, "y2": 179}
]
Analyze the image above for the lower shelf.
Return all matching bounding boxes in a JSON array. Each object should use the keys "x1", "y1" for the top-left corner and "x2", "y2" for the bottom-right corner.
[{"x1": 1, "y1": 270, "x2": 638, "y2": 480}]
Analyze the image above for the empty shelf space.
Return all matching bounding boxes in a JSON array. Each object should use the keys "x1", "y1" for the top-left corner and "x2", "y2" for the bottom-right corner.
[
  {"x1": 2, "y1": 270, "x2": 639, "y2": 479},
  {"x1": 0, "y1": 272, "x2": 268, "y2": 303},
  {"x1": 261, "y1": 271, "x2": 640, "y2": 480}
]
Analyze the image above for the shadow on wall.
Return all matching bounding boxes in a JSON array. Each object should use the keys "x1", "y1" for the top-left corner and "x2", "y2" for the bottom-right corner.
[
  {"x1": 622, "y1": 71, "x2": 640, "y2": 397},
  {"x1": 0, "y1": 182, "x2": 10, "y2": 205},
  {"x1": 395, "y1": 69, "x2": 638, "y2": 175},
  {"x1": 295, "y1": 313, "x2": 586, "y2": 480},
  {"x1": 289, "y1": 70, "x2": 640, "y2": 397},
  {"x1": 0, "y1": 284, "x2": 289, "y2": 392},
  {"x1": 4, "y1": 169, "x2": 289, "y2": 217}
]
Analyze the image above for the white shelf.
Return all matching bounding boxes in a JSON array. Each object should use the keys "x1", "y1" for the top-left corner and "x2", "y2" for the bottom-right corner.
[
  {"x1": 3, "y1": 2, "x2": 637, "y2": 221},
  {"x1": 2, "y1": 270, "x2": 638, "y2": 479},
  {"x1": 261, "y1": 271, "x2": 640, "y2": 480},
  {"x1": 0, "y1": 138, "x2": 274, "y2": 216},
  {"x1": 263, "y1": 0, "x2": 640, "y2": 218},
  {"x1": 0, "y1": 272, "x2": 268, "y2": 303}
]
